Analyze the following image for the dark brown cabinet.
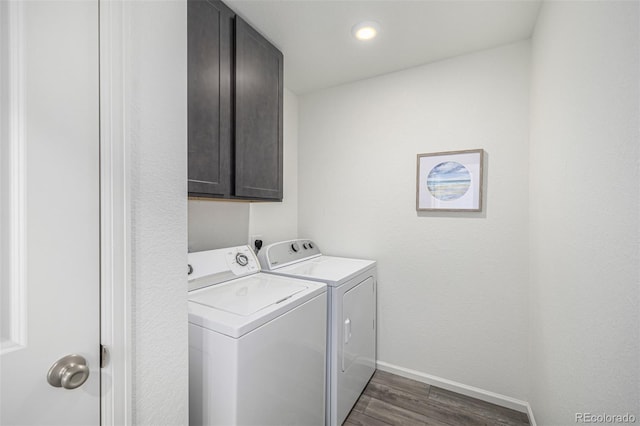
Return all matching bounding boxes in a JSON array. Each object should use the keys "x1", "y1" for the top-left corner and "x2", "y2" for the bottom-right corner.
[
  {"x1": 188, "y1": 0, "x2": 284, "y2": 201},
  {"x1": 234, "y1": 17, "x2": 284, "y2": 200},
  {"x1": 187, "y1": 0, "x2": 233, "y2": 197}
]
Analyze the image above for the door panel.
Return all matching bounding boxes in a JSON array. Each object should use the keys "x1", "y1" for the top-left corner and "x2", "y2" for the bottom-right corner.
[
  {"x1": 234, "y1": 16, "x2": 283, "y2": 200},
  {"x1": 341, "y1": 277, "x2": 376, "y2": 373},
  {"x1": 1, "y1": 1, "x2": 100, "y2": 424},
  {"x1": 187, "y1": 0, "x2": 233, "y2": 197},
  {"x1": 338, "y1": 276, "x2": 376, "y2": 423}
]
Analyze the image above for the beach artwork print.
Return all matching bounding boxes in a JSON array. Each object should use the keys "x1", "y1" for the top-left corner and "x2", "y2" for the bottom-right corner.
[
  {"x1": 427, "y1": 161, "x2": 471, "y2": 201},
  {"x1": 416, "y1": 149, "x2": 484, "y2": 211}
]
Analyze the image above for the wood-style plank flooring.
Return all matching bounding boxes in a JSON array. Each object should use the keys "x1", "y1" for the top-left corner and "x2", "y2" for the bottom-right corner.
[{"x1": 344, "y1": 370, "x2": 530, "y2": 426}]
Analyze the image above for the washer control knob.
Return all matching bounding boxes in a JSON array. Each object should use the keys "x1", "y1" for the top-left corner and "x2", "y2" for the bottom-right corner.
[
  {"x1": 308, "y1": 242, "x2": 314, "y2": 249},
  {"x1": 302, "y1": 243, "x2": 308, "y2": 250},
  {"x1": 291, "y1": 243, "x2": 299, "y2": 252},
  {"x1": 236, "y1": 253, "x2": 249, "y2": 266}
]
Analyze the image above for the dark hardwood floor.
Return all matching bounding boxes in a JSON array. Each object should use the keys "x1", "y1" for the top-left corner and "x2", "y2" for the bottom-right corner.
[{"x1": 344, "y1": 370, "x2": 530, "y2": 426}]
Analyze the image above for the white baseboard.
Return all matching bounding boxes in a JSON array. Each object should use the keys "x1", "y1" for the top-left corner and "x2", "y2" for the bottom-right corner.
[
  {"x1": 376, "y1": 360, "x2": 536, "y2": 425},
  {"x1": 526, "y1": 403, "x2": 537, "y2": 426}
]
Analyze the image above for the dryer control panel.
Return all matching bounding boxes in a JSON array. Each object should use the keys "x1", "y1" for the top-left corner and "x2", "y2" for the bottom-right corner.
[{"x1": 258, "y1": 239, "x2": 322, "y2": 271}]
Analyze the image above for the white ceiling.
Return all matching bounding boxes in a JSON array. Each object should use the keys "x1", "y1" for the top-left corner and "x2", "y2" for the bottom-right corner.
[{"x1": 226, "y1": 0, "x2": 542, "y2": 94}]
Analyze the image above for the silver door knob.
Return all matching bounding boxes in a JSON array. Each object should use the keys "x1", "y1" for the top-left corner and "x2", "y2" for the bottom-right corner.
[{"x1": 47, "y1": 354, "x2": 90, "y2": 389}]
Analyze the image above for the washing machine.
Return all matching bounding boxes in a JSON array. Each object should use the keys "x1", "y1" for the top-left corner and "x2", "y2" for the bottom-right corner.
[
  {"x1": 188, "y1": 245, "x2": 327, "y2": 426},
  {"x1": 258, "y1": 240, "x2": 377, "y2": 426}
]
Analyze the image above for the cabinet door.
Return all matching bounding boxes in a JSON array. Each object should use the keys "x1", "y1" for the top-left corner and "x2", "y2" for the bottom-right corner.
[
  {"x1": 234, "y1": 17, "x2": 284, "y2": 200},
  {"x1": 187, "y1": 0, "x2": 234, "y2": 197}
]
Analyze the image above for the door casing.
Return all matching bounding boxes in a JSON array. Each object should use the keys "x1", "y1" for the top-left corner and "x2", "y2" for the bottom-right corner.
[{"x1": 99, "y1": 1, "x2": 133, "y2": 424}]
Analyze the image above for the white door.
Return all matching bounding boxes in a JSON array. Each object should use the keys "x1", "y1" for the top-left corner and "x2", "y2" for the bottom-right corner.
[{"x1": 1, "y1": 0, "x2": 101, "y2": 425}]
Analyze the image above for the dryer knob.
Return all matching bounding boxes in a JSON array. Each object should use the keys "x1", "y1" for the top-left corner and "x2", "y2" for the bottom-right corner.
[
  {"x1": 308, "y1": 242, "x2": 314, "y2": 249},
  {"x1": 291, "y1": 243, "x2": 299, "y2": 252},
  {"x1": 303, "y1": 243, "x2": 308, "y2": 250}
]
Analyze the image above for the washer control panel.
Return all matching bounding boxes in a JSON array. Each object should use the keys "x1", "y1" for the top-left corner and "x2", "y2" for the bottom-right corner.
[
  {"x1": 258, "y1": 239, "x2": 321, "y2": 270},
  {"x1": 187, "y1": 245, "x2": 260, "y2": 291},
  {"x1": 227, "y1": 246, "x2": 259, "y2": 276}
]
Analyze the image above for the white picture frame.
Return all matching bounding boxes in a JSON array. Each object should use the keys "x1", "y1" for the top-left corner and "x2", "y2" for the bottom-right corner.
[{"x1": 416, "y1": 149, "x2": 484, "y2": 212}]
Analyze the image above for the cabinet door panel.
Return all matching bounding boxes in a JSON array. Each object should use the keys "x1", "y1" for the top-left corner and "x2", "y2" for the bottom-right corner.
[
  {"x1": 234, "y1": 16, "x2": 283, "y2": 200},
  {"x1": 188, "y1": 0, "x2": 233, "y2": 197}
]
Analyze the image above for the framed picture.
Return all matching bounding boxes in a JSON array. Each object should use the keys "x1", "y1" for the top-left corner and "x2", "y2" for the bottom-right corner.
[{"x1": 416, "y1": 149, "x2": 484, "y2": 212}]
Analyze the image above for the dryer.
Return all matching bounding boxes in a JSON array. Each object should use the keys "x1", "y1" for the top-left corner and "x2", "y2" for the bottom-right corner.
[
  {"x1": 258, "y1": 240, "x2": 377, "y2": 426},
  {"x1": 188, "y1": 245, "x2": 327, "y2": 426}
]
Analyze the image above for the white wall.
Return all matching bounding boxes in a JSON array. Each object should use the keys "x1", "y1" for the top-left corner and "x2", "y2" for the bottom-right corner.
[
  {"x1": 126, "y1": 1, "x2": 189, "y2": 424},
  {"x1": 529, "y1": 2, "x2": 639, "y2": 424},
  {"x1": 188, "y1": 200, "x2": 250, "y2": 252},
  {"x1": 188, "y1": 89, "x2": 299, "y2": 252},
  {"x1": 298, "y1": 42, "x2": 531, "y2": 399}
]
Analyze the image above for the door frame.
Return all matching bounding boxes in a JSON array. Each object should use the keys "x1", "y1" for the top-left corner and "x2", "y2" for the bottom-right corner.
[{"x1": 99, "y1": 0, "x2": 133, "y2": 424}]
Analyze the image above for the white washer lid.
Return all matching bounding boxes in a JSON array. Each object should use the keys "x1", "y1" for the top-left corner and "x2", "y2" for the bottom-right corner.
[
  {"x1": 188, "y1": 273, "x2": 326, "y2": 338},
  {"x1": 190, "y1": 274, "x2": 308, "y2": 316},
  {"x1": 272, "y1": 255, "x2": 376, "y2": 286}
]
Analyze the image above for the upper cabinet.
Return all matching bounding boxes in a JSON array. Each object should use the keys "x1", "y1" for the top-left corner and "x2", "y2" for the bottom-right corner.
[
  {"x1": 187, "y1": 0, "x2": 234, "y2": 197},
  {"x1": 188, "y1": 0, "x2": 284, "y2": 201},
  {"x1": 234, "y1": 17, "x2": 284, "y2": 200}
]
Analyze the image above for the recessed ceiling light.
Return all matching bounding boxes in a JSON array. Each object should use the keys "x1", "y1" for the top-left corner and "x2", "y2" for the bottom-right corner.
[{"x1": 352, "y1": 21, "x2": 380, "y2": 41}]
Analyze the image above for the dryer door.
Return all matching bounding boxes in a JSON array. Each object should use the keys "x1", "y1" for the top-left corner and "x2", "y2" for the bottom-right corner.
[{"x1": 338, "y1": 276, "x2": 376, "y2": 423}]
